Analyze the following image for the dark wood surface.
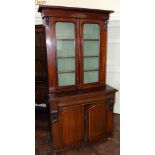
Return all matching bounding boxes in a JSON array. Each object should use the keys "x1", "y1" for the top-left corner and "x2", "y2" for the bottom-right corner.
[
  {"x1": 38, "y1": 5, "x2": 113, "y2": 20},
  {"x1": 39, "y1": 6, "x2": 114, "y2": 93},
  {"x1": 36, "y1": 5, "x2": 117, "y2": 154},
  {"x1": 46, "y1": 17, "x2": 80, "y2": 93},
  {"x1": 87, "y1": 103, "x2": 106, "y2": 142},
  {"x1": 35, "y1": 107, "x2": 120, "y2": 155},
  {"x1": 35, "y1": 25, "x2": 47, "y2": 82},
  {"x1": 49, "y1": 89, "x2": 116, "y2": 154},
  {"x1": 35, "y1": 25, "x2": 48, "y2": 104},
  {"x1": 60, "y1": 106, "x2": 84, "y2": 147}
]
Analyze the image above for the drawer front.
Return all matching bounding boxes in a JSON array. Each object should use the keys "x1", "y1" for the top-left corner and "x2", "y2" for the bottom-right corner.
[{"x1": 56, "y1": 93, "x2": 115, "y2": 108}]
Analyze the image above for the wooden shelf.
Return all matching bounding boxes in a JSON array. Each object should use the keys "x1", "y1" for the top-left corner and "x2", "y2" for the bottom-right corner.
[
  {"x1": 57, "y1": 55, "x2": 100, "y2": 60},
  {"x1": 58, "y1": 70, "x2": 75, "y2": 74},
  {"x1": 83, "y1": 55, "x2": 99, "y2": 58},
  {"x1": 56, "y1": 39, "x2": 75, "y2": 41},
  {"x1": 57, "y1": 56, "x2": 75, "y2": 59},
  {"x1": 83, "y1": 39, "x2": 99, "y2": 41},
  {"x1": 84, "y1": 69, "x2": 99, "y2": 72}
]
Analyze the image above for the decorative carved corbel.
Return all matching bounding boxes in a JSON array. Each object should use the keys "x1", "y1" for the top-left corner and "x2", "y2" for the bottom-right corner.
[
  {"x1": 51, "y1": 108, "x2": 59, "y2": 123},
  {"x1": 43, "y1": 16, "x2": 50, "y2": 27},
  {"x1": 104, "y1": 20, "x2": 108, "y2": 31},
  {"x1": 51, "y1": 115, "x2": 59, "y2": 123},
  {"x1": 107, "y1": 98, "x2": 114, "y2": 111}
]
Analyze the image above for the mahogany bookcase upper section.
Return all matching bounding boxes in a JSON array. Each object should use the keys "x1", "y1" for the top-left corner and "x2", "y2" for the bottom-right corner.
[
  {"x1": 38, "y1": 5, "x2": 114, "y2": 94},
  {"x1": 38, "y1": 5, "x2": 114, "y2": 20}
]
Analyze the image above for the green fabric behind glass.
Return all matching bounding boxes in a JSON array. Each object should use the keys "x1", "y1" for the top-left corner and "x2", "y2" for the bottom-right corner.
[
  {"x1": 83, "y1": 24, "x2": 100, "y2": 39},
  {"x1": 56, "y1": 22, "x2": 75, "y2": 39},
  {"x1": 83, "y1": 23, "x2": 100, "y2": 84},
  {"x1": 84, "y1": 57, "x2": 99, "y2": 70},
  {"x1": 84, "y1": 41, "x2": 99, "y2": 56},
  {"x1": 84, "y1": 71, "x2": 99, "y2": 83},
  {"x1": 55, "y1": 22, "x2": 76, "y2": 86},
  {"x1": 58, "y1": 73, "x2": 75, "y2": 86},
  {"x1": 58, "y1": 58, "x2": 75, "y2": 72},
  {"x1": 57, "y1": 41, "x2": 75, "y2": 57}
]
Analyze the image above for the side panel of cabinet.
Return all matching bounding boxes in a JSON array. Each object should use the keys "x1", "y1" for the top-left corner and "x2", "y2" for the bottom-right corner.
[
  {"x1": 106, "y1": 110, "x2": 113, "y2": 136},
  {"x1": 51, "y1": 105, "x2": 84, "y2": 150},
  {"x1": 87, "y1": 102, "x2": 106, "y2": 142},
  {"x1": 105, "y1": 96, "x2": 115, "y2": 137}
]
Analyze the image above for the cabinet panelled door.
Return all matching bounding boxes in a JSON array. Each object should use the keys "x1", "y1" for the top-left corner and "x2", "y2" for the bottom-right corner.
[
  {"x1": 80, "y1": 19, "x2": 106, "y2": 88},
  {"x1": 51, "y1": 18, "x2": 106, "y2": 91}
]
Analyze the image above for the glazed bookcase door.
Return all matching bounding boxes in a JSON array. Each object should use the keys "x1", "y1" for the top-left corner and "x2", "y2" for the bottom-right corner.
[
  {"x1": 79, "y1": 19, "x2": 106, "y2": 88},
  {"x1": 53, "y1": 18, "x2": 79, "y2": 90}
]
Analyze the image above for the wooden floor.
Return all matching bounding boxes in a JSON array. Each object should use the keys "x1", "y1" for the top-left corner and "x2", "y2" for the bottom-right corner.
[{"x1": 35, "y1": 106, "x2": 120, "y2": 155}]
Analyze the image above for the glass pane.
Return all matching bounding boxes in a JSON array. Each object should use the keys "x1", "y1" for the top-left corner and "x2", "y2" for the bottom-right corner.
[
  {"x1": 84, "y1": 57, "x2": 99, "y2": 70},
  {"x1": 83, "y1": 23, "x2": 100, "y2": 84},
  {"x1": 83, "y1": 24, "x2": 100, "y2": 39},
  {"x1": 56, "y1": 22, "x2": 75, "y2": 39},
  {"x1": 58, "y1": 73, "x2": 75, "y2": 86},
  {"x1": 55, "y1": 22, "x2": 76, "y2": 86},
  {"x1": 84, "y1": 71, "x2": 98, "y2": 83},
  {"x1": 84, "y1": 41, "x2": 99, "y2": 56},
  {"x1": 58, "y1": 58, "x2": 75, "y2": 72},
  {"x1": 57, "y1": 41, "x2": 75, "y2": 57}
]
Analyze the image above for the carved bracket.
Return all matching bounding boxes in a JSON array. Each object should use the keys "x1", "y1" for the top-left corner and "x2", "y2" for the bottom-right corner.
[
  {"x1": 43, "y1": 16, "x2": 50, "y2": 27},
  {"x1": 51, "y1": 115, "x2": 59, "y2": 123},
  {"x1": 51, "y1": 108, "x2": 59, "y2": 123},
  {"x1": 107, "y1": 99, "x2": 114, "y2": 111},
  {"x1": 104, "y1": 20, "x2": 108, "y2": 31}
]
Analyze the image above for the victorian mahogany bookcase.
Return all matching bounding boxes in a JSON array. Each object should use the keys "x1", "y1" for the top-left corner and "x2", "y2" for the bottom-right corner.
[{"x1": 36, "y1": 5, "x2": 117, "y2": 154}]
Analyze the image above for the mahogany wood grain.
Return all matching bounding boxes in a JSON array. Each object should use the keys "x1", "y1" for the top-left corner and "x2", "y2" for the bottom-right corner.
[
  {"x1": 38, "y1": 5, "x2": 113, "y2": 20},
  {"x1": 87, "y1": 103, "x2": 106, "y2": 142},
  {"x1": 36, "y1": 5, "x2": 117, "y2": 155},
  {"x1": 61, "y1": 106, "x2": 84, "y2": 146},
  {"x1": 50, "y1": 89, "x2": 116, "y2": 153},
  {"x1": 44, "y1": 17, "x2": 57, "y2": 92},
  {"x1": 35, "y1": 110, "x2": 120, "y2": 155},
  {"x1": 50, "y1": 17, "x2": 80, "y2": 92},
  {"x1": 39, "y1": 6, "x2": 114, "y2": 93}
]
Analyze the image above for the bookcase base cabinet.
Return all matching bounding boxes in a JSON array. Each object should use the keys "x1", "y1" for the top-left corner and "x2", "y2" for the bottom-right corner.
[{"x1": 49, "y1": 86, "x2": 116, "y2": 154}]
